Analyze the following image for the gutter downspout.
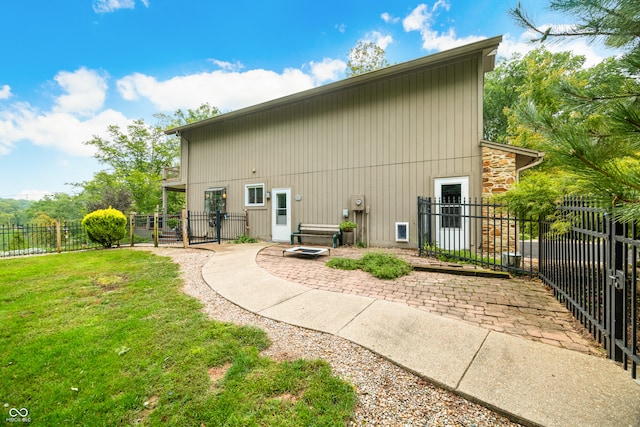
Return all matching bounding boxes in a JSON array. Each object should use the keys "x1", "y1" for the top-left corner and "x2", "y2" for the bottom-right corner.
[{"x1": 516, "y1": 152, "x2": 545, "y2": 181}]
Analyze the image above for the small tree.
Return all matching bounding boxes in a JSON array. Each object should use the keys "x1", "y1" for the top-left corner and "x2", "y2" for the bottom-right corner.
[
  {"x1": 82, "y1": 207, "x2": 127, "y2": 248},
  {"x1": 346, "y1": 41, "x2": 390, "y2": 77}
]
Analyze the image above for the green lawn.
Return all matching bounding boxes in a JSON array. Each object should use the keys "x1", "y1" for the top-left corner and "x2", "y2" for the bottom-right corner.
[{"x1": 0, "y1": 250, "x2": 356, "y2": 426}]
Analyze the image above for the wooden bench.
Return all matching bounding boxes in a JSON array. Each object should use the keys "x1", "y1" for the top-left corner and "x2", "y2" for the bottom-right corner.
[{"x1": 290, "y1": 223, "x2": 342, "y2": 248}]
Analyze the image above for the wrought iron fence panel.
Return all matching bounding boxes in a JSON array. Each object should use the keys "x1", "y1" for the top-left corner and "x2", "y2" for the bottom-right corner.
[
  {"x1": 539, "y1": 197, "x2": 638, "y2": 379},
  {"x1": 0, "y1": 222, "x2": 101, "y2": 257},
  {"x1": 418, "y1": 197, "x2": 538, "y2": 276},
  {"x1": 187, "y1": 211, "x2": 247, "y2": 245},
  {"x1": 419, "y1": 195, "x2": 638, "y2": 377},
  {"x1": 129, "y1": 213, "x2": 183, "y2": 245}
]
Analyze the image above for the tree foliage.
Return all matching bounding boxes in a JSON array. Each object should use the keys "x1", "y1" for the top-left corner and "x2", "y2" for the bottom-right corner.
[
  {"x1": 25, "y1": 193, "x2": 85, "y2": 223},
  {"x1": 81, "y1": 104, "x2": 220, "y2": 215},
  {"x1": 0, "y1": 198, "x2": 32, "y2": 225},
  {"x1": 484, "y1": 47, "x2": 586, "y2": 146},
  {"x1": 346, "y1": 41, "x2": 390, "y2": 77},
  {"x1": 509, "y1": 0, "x2": 640, "y2": 221}
]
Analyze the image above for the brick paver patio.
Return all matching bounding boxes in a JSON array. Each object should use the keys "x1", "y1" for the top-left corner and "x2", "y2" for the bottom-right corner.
[{"x1": 256, "y1": 244, "x2": 605, "y2": 357}]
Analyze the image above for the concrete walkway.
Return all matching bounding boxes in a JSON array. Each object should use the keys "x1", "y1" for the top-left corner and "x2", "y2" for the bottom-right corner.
[{"x1": 201, "y1": 243, "x2": 640, "y2": 427}]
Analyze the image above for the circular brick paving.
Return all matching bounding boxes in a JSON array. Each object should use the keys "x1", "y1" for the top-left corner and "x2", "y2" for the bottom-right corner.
[{"x1": 256, "y1": 244, "x2": 605, "y2": 357}]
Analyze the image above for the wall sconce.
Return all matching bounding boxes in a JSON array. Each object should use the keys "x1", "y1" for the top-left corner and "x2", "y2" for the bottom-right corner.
[
  {"x1": 265, "y1": 191, "x2": 271, "y2": 199},
  {"x1": 222, "y1": 192, "x2": 227, "y2": 200}
]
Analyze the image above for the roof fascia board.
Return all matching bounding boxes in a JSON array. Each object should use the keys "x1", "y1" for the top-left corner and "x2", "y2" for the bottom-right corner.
[
  {"x1": 480, "y1": 140, "x2": 545, "y2": 159},
  {"x1": 166, "y1": 35, "x2": 503, "y2": 135}
]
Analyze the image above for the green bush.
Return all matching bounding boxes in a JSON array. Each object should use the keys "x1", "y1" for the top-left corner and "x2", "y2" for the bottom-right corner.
[
  {"x1": 81, "y1": 207, "x2": 127, "y2": 248},
  {"x1": 326, "y1": 252, "x2": 413, "y2": 280},
  {"x1": 360, "y1": 252, "x2": 413, "y2": 280},
  {"x1": 326, "y1": 257, "x2": 361, "y2": 270},
  {"x1": 339, "y1": 221, "x2": 357, "y2": 232},
  {"x1": 232, "y1": 235, "x2": 258, "y2": 244}
]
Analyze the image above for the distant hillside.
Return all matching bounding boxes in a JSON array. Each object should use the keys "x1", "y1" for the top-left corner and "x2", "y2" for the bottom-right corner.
[{"x1": 0, "y1": 198, "x2": 34, "y2": 225}]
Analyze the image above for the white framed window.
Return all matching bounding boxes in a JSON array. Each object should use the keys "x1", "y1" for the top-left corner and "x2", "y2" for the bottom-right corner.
[{"x1": 245, "y1": 183, "x2": 265, "y2": 207}]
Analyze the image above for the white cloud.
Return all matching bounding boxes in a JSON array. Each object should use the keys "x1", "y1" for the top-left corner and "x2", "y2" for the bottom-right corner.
[
  {"x1": 93, "y1": 0, "x2": 149, "y2": 14},
  {"x1": 336, "y1": 23, "x2": 346, "y2": 33},
  {"x1": 12, "y1": 190, "x2": 53, "y2": 201},
  {"x1": 309, "y1": 58, "x2": 347, "y2": 83},
  {"x1": 403, "y1": 3, "x2": 484, "y2": 52},
  {"x1": 381, "y1": 12, "x2": 399, "y2": 24},
  {"x1": 53, "y1": 68, "x2": 108, "y2": 116},
  {"x1": 403, "y1": 4, "x2": 429, "y2": 32},
  {"x1": 209, "y1": 59, "x2": 244, "y2": 72},
  {"x1": 0, "y1": 103, "x2": 128, "y2": 156},
  {"x1": 432, "y1": 0, "x2": 450, "y2": 12},
  {"x1": 0, "y1": 85, "x2": 11, "y2": 100},
  {"x1": 368, "y1": 31, "x2": 393, "y2": 50},
  {"x1": 93, "y1": 0, "x2": 135, "y2": 13},
  {"x1": 117, "y1": 67, "x2": 316, "y2": 112},
  {"x1": 0, "y1": 67, "x2": 129, "y2": 156}
]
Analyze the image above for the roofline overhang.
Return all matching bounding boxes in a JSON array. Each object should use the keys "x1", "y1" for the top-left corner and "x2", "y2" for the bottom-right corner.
[
  {"x1": 480, "y1": 140, "x2": 545, "y2": 160},
  {"x1": 166, "y1": 35, "x2": 503, "y2": 136}
]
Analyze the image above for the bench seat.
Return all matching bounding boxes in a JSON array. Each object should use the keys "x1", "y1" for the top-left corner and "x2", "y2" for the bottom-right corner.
[{"x1": 290, "y1": 223, "x2": 342, "y2": 248}]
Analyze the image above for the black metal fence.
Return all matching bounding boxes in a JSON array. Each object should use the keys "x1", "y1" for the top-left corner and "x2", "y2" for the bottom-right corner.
[
  {"x1": 418, "y1": 196, "x2": 639, "y2": 379},
  {"x1": 417, "y1": 197, "x2": 538, "y2": 276},
  {"x1": 131, "y1": 213, "x2": 183, "y2": 245},
  {"x1": 187, "y1": 211, "x2": 248, "y2": 244},
  {"x1": 539, "y1": 198, "x2": 638, "y2": 379},
  {"x1": 0, "y1": 221, "x2": 102, "y2": 257}
]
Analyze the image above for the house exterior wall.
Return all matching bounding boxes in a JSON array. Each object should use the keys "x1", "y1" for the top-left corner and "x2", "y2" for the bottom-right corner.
[{"x1": 183, "y1": 54, "x2": 486, "y2": 247}]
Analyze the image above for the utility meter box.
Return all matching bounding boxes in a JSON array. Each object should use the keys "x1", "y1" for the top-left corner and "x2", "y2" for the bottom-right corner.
[{"x1": 350, "y1": 195, "x2": 365, "y2": 211}]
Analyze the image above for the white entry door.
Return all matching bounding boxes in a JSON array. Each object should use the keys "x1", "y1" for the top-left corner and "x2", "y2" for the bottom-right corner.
[
  {"x1": 434, "y1": 177, "x2": 469, "y2": 250},
  {"x1": 271, "y1": 188, "x2": 291, "y2": 242}
]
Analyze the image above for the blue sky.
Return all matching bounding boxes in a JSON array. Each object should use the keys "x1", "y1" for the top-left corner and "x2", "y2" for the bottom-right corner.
[{"x1": 0, "y1": 0, "x2": 615, "y2": 200}]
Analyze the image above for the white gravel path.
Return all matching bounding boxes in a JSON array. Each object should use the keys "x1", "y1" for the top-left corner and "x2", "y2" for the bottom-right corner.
[{"x1": 142, "y1": 246, "x2": 521, "y2": 427}]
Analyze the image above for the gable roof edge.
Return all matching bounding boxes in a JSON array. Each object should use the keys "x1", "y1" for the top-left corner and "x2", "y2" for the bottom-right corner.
[{"x1": 166, "y1": 36, "x2": 503, "y2": 135}]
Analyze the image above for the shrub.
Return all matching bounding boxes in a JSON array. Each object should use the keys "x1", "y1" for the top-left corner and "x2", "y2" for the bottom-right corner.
[
  {"x1": 232, "y1": 235, "x2": 258, "y2": 244},
  {"x1": 339, "y1": 221, "x2": 357, "y2": 232},
  {"x1": 81, "y1": 207, "x2": 127, "y2": 248},
  {"x1": 360, "y1": 252, "x2": 413, "y2": 280},
  {"x1": 326, "y1": 257, "x2": 361, "y2": 270},
  {"x1": 326, "y1": 252, "x2": 413, "y2": 280}
]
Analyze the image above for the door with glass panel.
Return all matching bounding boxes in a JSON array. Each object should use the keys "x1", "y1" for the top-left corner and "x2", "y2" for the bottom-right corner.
[
  {"x1": 271, "y1": 188, "x2": 291, "y2": 242},
  {"x1": 434, "y1": 177, "x2": 469, "y2": 250}
]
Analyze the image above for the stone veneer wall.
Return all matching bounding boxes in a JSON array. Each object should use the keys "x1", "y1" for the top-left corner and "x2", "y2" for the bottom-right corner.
[{"x1": 481, "y1": 147, "x2": 517, "y2": 254}]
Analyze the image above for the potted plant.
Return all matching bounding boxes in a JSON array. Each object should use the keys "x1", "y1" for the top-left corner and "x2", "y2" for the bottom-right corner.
[{"x1": 340, "y1": 221, "x2": 357, "y2": 245}]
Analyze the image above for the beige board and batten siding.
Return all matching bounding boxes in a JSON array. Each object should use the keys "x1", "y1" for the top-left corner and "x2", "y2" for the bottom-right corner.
[{"x1": 181, "y1": 43, "x2": 494, "y2": 246}]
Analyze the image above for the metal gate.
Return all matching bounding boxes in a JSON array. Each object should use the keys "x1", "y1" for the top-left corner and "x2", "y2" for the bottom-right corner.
[
  {"x1": 418, "y1": 196, "x2": 639, "y2": 378},
  {"x1": 538, "y1": 199, "x2": 638, "y2": 379},
  {"x1": 187, "y1": 211, "x2": 248, "y2": 245}
]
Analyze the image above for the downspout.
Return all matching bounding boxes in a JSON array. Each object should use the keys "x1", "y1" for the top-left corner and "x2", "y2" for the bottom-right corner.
[{"x1": 516, "y1": 152, "x2": 545, "y2": 181}]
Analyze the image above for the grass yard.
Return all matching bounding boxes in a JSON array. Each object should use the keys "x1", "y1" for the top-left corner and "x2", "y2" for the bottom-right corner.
[{"x1": 0, "y1": 250, "x2": 356, "y2": 426}]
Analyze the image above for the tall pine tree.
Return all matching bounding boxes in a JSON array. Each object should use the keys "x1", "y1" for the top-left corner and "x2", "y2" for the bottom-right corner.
[{"x1": 510, "y1": 0, "x2": 640, "y2": 221}]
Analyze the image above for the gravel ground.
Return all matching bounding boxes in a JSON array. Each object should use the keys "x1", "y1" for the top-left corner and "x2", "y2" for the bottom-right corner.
[{"x1": 141, "y1": 246, "x2": 521, "y2": 427}]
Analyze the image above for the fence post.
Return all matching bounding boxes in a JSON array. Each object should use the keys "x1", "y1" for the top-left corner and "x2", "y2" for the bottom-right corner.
[
  {"x1": 608, "y1": 216, "x2": 624, "y2": 362},
  {"x1": 154, "y1": 208, "x2": 159, "y2": 248},
  {"x1": 129, "y1": 213, "x2": 135, "y2": 247},
  {"x1": 215, "y1": 210, "x2": 221, "y2": 245},
  {"x1": 56, "y1": 220, "x2": 62, "y2": 253},
  {"x1": 181, "y1": 209, "x2": 188, "y2": 248},
  {"x1": 244, "y1": 209, "x2": 249, "y2": 236}
]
